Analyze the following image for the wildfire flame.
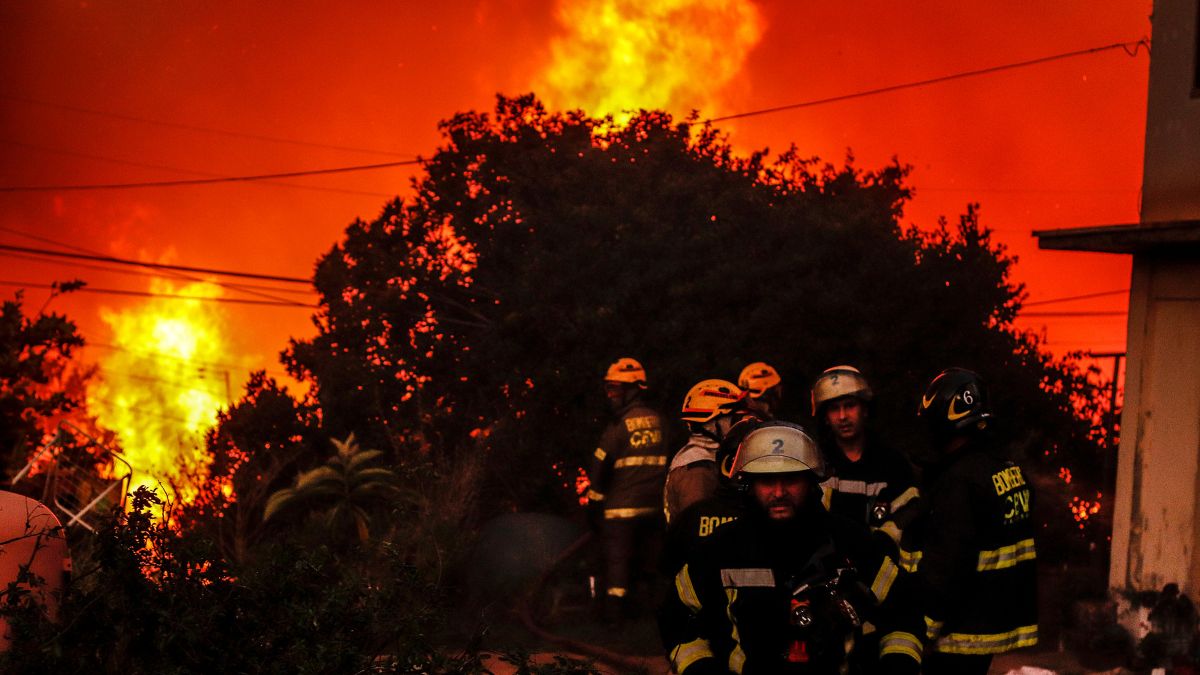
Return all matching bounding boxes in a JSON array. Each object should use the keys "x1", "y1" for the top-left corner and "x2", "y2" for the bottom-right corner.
[
  {"x1": 536, "y1": 0, "x2": 765, "y2": 123},
  {"x1": 88, "y1": 279, "x2": 236, "y2": 502}
]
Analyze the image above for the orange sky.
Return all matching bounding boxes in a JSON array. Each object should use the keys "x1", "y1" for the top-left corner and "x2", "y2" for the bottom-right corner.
[{"x1": 0, "y1": 0, "x2": 1151, "y2": 394}]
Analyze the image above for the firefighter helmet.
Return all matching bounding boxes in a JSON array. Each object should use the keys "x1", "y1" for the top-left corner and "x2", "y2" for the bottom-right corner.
[
  {"x1": 811, "y1": 365, "x2": 873, "y2": 415},
  {"x1": 680, "y1": 379, "x2": 745, "y2": 423},
  {"x1": 918, "y1": 367, "x2": 992, "y2": 439},
  {"x1": 738, "y1": 362, "x2": 782, "y2": 398},
  {"x1": 731, "y1": 422, "x2": 824, "y2": 478},
  {"x1": 605, "y1": 357, "x2": 647, "y2": 388}
]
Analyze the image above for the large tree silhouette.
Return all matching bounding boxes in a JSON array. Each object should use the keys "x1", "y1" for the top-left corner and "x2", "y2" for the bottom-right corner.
[{"x1": 283, "y1": 94, "x2": 1103, "y2": 539}]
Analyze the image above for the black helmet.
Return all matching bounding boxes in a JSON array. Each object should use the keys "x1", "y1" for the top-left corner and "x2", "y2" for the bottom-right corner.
[{"x1": 918, "y1": 368, "x2": 992, "y2": 441}]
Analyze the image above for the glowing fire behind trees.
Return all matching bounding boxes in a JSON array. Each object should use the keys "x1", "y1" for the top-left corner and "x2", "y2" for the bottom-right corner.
[
  {"x1": 88, "y1": 279, "x2": 236, "y2": 502},
  {"x1": 537, "y1": 0, "x2": 765, "y2": 122}
]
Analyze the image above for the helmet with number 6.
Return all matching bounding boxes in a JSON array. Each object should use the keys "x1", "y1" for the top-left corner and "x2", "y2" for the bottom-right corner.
[
  {"x1": 731, "y1": 421, "x2": 824, "y2": 479},
  {"x1": 918, "y1": 367, "x2": 992, "y2": 441}
]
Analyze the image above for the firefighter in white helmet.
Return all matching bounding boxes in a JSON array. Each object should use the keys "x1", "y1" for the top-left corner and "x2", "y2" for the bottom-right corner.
[
  {"x1": 586, "y1": 357, "x2": 668, "y2": 621},
  {"x1": 662, "y1": 379, "x2": 747, "y2": 526},
  {"x1": 659, "y1": 422, "x2": 923, "y2": 674},
  {"x1": 738, "y1": 361, "x2": 783, "y2": 420},
  {"x1": 811, "y1": 366, "x2": 920, "y2": 556}
]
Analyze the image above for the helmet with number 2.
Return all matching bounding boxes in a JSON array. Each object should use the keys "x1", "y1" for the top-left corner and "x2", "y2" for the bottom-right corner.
[
  {"x1": 918, "y1": 367, "x2": 992, "y2": 441},
  {"x1": 731, "y1": 421, "x2": 824, "y2": 479}
]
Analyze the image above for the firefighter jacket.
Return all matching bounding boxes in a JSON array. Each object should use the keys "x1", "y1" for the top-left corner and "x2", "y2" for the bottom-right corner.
[
  {"x1": 904, "y1": 437, "x2": 1038, "y2": 655},
  {"x1": 660, "y1": 501, "x2": 924, "y2": 674},
  {"x1": 586, "y1": 401, "x2": 668, "y2": 520},
  {"x1": 661, "y1": 483, "x2": 745, "y2": 576},
  {"x1": 819, "y1": 433, "x2": 921, "y2": 558},
  {"x1": 663, "y1": 433, "x2": 720, "y2": 525}
]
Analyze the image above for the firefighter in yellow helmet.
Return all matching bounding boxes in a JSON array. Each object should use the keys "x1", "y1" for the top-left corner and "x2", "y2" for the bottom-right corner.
[
  {"x1": 662, "y1": 379, "x2": 747, "y2": 526},
  {"x1": 586, "y1": 357, "x2": 668, "y2": 621},
  {"x1": 738, "y1": 362, "x2": 783, "y2": 420},
  {"x1": 659, "y1": 422, "x2": 924, "y2": 674}
]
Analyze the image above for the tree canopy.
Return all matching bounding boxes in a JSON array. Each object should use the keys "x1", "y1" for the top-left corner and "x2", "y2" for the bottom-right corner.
[{"x1": 283, "y1": 94, "x2": 1103, "y2": 527}]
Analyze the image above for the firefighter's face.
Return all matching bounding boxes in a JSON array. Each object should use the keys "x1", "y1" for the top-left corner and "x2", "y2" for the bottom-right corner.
[
  {"x1": 605, "y1": 382, "x2": 631, "y2": 410},
  {"x1": 825, "y1": 397, "x2": 865, "y2": 443},
  {"x1": 750, "y1": 473, "x2": 809, "y2": 521}
]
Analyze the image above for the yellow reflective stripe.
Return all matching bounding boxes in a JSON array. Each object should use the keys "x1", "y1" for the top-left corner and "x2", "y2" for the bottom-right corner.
[
  {"x1": 586, "y1": 489, "x2": 605, "y2": 502},
  {"x1": 604, "y1": 506, "x2": 657, "y2": 519},
  {"x1": 925, "y1": 616, "x2": 944, "y2": 640},
  {"x1": 876, "y1": 521, "x2": 902, "y2": 546},
  {"x1": 900, "y1": 548, "x2": 922, "y2": 573},
  {"x1": 880, "y1": 631, "x2": 923, "y2": 662},
  {"x1": 871, "y1": 556, "x2": 899, "y2": 601},
  {"x1": 606, "y1": 586, "x2": 626, "y2": 598},
  {"x1": 725, "y1": 588, "x2": 746, "y2": 674},
  {"x1": 676, "y1": 565, "x2": 702, "y2": 612},
  {"x1": 670, "y1": 638, "x2": 714, "y2": 673},
  {"x1": 936, "y1": 624, "x2": 1039, "y2": 655},
  {"x1": 891, "y1": 486, "x2": 920, "y2": 512},
  {"x1": 593, "y1": 447, "x2": 607, "y2": 461},
  {"x1": 976, "y1": 538, "x2": 1037, "y2": 571},
  {"x1": 613, "y1": 455, "x2": 667, "y2": 468},
  {"x1": 821, "y1": 482, "x2": 833, "y2": 510}
]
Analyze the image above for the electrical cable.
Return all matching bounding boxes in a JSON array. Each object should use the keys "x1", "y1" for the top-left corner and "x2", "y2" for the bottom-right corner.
[
  {"x1": 0, "y1": 93, "x2": 412, "y2": 157},
  {"x1": 0, "y1": 280, "x2": 316, "y2": 308},
  {"x1": 0, "y1": 242, "x2": 309, "y2": 284},
  {"x1": 703, "y1": 38, "x2": 1150, "y2": 123},
  {"x1": 1023, "y1": 289, "x2": 1128, "y2": 307},
  {"x1": 0, "y1": 159, "x2": 421, "y2": 193}
]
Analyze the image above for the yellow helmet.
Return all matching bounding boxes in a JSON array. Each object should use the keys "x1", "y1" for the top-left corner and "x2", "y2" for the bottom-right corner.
[
  {"x1": 681, "y1": 379, "x2": 745, "y2": 423},
  {"x1": 605, "y1": 357, "x2": 647, "y2": 388},
  {"x1": 810, "y1": 365, "x2": 873, "y2": 415},
  {"x1": 731, "y1": 422, "x2": 824, "y2": 478},
  {"x1": 738, "y1": 362, "x2": 782, "y2": 398}
]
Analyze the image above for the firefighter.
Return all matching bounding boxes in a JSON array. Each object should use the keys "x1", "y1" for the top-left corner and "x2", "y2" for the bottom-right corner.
[
  {"x1": 586, "y1": 357, "x2": 669, "y2": 620},
  {"x1": 738, "y1": 362, "x2": 783, "y2": 420},
  {"x1": 663, "y1": 379, "x2": 746, "y2": 526},
  {"x1": 909, "y1": 368, "x2": 1038, "y2": 674},
  {"x1": 811, "y1": 365, "x2": 920, "y2": 557},
  {"x1": 659, "y1": 422, "x2": 923, "y2": 674}
]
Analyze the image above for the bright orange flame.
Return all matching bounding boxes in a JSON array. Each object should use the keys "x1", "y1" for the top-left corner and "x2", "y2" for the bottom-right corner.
[
  {"x1": 88, "y1": 278, "x2": 239, "y2": 503},
  {"x1": 537, "y1": 0, "x2": 765, "y2": 123}
]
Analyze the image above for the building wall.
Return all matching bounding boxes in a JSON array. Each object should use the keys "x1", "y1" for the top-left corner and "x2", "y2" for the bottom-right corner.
[
  {"x1": 1110, "y1": 256, "x2": 1200, "y2": 594},
  {"x1": 1140, "y1": 0, "x2": 1200, "y2": 222}
]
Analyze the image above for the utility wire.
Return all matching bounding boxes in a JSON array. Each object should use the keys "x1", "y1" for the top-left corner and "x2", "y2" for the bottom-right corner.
[
  {"x1": 0, "y1": 250, "x2": 316, "y2": 296},
  {"x1": 86, "y1": 342, "x2": 293, "y2": 380},
  {"x1": 1, "y1": 138, "x2": 394, "y2": 198},
  {"x1": 704, "y1": 38, "x2": 1150, "y2": 123},
  {"x1": 1021, "y1": 310, "x2": 1127, "y2": 317},
  {"x1": 0, "y1": 225, "x2": 310, "y2": 305},
  {"x1": 0, "y1": 242, "x2": 310, "y2": 284},
  {"x1": 0, "y1": 93, "x2": 413, "y2": 158},
  {"x1": 0, "y1": 159, "x2": 421, "y2": 193},
  {"x1": 1024, "y1": 289, "x2": 1128, "y2": 307},
  {"x1": 0, "y1": 280, "x2": 316, "y2": 308}
]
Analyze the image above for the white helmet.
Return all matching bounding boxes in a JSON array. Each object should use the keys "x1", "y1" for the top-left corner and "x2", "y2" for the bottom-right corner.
[
  {"x1": 731, "y1": 422, "x2": 824, "y2": 479},
  {"x1": 810, "y1": 365, "x2": 873, "y2": 416}
]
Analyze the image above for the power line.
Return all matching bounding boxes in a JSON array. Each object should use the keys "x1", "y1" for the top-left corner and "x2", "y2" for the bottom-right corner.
[
  {"x1": 0, "y1": 250, "x2": 316, "y2": 296},
  {"x1": 0, "y1": 242, "x2": 310, "y2": 284},
  {"x1": 704, "y1": 38, "x2": 1150, "y2": 123},
  {"x1": 0, "y1": 280, "x2": 316, "y2": 308},
  {"x1": 1024, "y1": 289, "x2": 1128, "y2": 307},
  {"x1": 0, "y1": 225, "x2": 310, "y2": 305},
  {"x1": 0, "y1": 93, "x2": 413, "y2": 158},
  {"x1": 1020, "y1": 310, "x2": 1127, "y2": 317},
  {"x1": 0, "y1": 138, "x2": 395, "y2": 199},
  {"x1": 0, "y1": 159, "x2": 422, "y2": 193},
  {"x1": 85, "y1": 342, "x2": 293, "y2": 380}
]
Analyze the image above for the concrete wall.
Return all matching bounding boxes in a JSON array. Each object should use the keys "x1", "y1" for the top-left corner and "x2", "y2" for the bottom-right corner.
[
  {"x1": 1110, "y1": 256, "x2": 1200, "y2": 595},
  {"x1": 1140, "y1": 0, "x2": 1200, "y2": 222}
]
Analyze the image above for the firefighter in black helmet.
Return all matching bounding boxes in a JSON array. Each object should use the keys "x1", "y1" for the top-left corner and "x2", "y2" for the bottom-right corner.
[
  {"x1": 658, "y1": 422, "x2": 923, "y2": 674},
  {"x1": 587, "y1": 357, "x2": 669, "y2": 621},
  {"x1": 908, "y1": 368, "x2": 1038, "y2": 674}
]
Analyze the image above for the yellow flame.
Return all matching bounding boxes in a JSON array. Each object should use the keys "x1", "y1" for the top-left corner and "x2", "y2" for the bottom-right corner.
[
  {"x1": 88, "y1": 279, "x2": 235, "y2": 503},
  {"x1": 537, "y1": 0, "x2": 765, "y2": 123}
]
